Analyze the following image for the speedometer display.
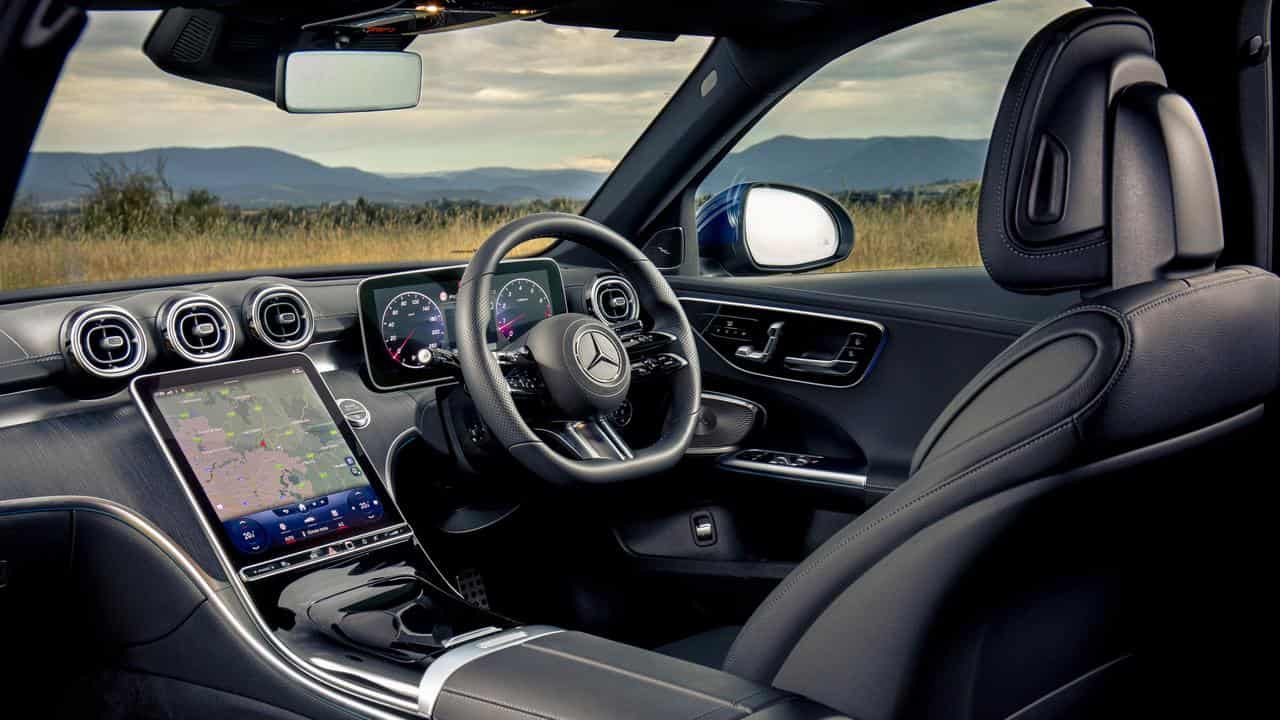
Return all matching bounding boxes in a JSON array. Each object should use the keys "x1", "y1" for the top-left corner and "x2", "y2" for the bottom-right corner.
[
  {"x1": 359, "y1": 258, "x2": 567, "y2": 390},
  {"x1": 381, "y1": 291, "x2": 447, "y2": 368},
  {"x1": 494, "y1": 278, "x2": 553, "y2": 342}
]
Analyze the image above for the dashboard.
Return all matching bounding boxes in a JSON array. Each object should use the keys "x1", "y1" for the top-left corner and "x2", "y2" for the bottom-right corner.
[{"x1": 357, "y1": 258, "x2": 567, "y2": 390}]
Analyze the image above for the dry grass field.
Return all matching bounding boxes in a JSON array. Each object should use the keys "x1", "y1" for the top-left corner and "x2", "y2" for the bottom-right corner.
[{"x1": 1, "y1": 172, "x2": 981, "y2": 291}]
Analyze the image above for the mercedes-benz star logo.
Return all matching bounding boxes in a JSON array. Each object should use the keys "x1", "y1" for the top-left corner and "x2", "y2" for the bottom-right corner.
[{"x1": 575, "y1": 329, "x2": 623, "y2": 383}]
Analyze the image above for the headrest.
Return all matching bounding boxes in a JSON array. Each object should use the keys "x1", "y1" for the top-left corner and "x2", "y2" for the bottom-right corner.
[{"x1": 978, "y1": 8, "x2": 1224, "y2": 294}]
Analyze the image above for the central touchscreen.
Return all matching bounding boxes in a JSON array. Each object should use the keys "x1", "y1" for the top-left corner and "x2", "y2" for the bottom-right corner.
[{"x1": 135, "y1": 355, "x2": 404, "y2": 570}]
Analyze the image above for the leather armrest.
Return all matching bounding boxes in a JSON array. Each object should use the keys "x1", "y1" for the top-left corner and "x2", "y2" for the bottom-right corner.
[{"x1": 427, "y1": 630, "x2": 847, "y2": 720}]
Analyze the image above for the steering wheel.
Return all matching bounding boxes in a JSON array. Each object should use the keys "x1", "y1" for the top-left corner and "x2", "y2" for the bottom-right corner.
[{"x1": 455, "y1": 213, "x2": 701, "y2": 484}]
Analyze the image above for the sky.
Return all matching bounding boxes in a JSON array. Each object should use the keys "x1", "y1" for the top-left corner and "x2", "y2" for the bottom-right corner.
[{"x1": 32, "y1": 0, "x2": 1086, "y2": 175}]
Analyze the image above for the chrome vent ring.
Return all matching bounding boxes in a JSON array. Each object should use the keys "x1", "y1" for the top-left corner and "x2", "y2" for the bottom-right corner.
[
  {"x1": 587, "y1": 275, "x2": 640, "y2": 325},
  {"x1": 159, "y1": 294, "x2": 235, "y2": 363},
  {"x1": 63, "y1": 305, "x2": 149, "y2": 379},
  {"x1": 245, "y1": 285, "x2": 314, "y2": 351}
]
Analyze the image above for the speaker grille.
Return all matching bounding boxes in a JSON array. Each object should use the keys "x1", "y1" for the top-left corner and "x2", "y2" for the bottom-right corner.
[{"x1": 171, "y1": 15, "x2": 215, "y2": 63}]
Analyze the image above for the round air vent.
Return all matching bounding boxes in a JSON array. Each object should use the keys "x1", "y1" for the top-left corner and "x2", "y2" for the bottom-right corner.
[
  {"x1": 158, "y1": 294, "x2": 235, "y2": 363},
  {"x1": 244, "y1": 285, "x2": 314, "y2": 351},
  {"x1": 62, "y1": 305, "x2": 149, "y2": 379},
  {"x1": 587, "y1": 275, "x2": 639, "y2": 325}
]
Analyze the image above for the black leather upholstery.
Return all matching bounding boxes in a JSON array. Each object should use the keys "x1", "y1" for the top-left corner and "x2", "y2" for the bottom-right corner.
[
  {"x1": 977, "y1": 8, "x2": 1222, "y2": 294},
  {"x1": 676, "y1": 8, "x2": 1280, "y2": 719},
  {"x1": 434, "y1": 631, "x2": 847, "y2": 720}
]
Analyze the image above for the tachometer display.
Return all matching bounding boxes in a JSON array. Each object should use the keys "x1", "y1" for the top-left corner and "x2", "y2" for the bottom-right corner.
[
  {"x1": 382, "y1": 291, "x2": 447, "y2": 368},
  {"x1": 494, "y1": 278, "x2": 554, "y2": 342}
]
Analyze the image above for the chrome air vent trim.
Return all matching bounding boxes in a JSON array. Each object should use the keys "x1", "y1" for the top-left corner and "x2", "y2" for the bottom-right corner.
[
  {"x1": 245, "y1": 285, "x2": 314, "y2": 351},
  {"x1": 586, "y1": 274, "x2": 640, "y2": 324},
  {"x1": 158, "y1": 294, "x2": 236, "y2": 364},
  {"x1": 62, "y1": 305, "x2": 149, "y2": 379}
]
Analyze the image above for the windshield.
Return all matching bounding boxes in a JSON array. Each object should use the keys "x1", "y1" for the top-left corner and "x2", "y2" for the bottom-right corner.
[{"x1": 2, "y1": 12, "x2": 710, "y2": 292}]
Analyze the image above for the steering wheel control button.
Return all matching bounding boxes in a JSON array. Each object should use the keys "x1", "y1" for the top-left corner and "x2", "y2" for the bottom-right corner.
[{"x1": 632, "y1": 352, "x2": 689, "y2": 380}]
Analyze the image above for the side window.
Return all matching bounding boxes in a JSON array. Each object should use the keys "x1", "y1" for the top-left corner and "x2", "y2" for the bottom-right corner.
[{"x1": 696, "y1": 0, "x2": 1087, "y2": 276}]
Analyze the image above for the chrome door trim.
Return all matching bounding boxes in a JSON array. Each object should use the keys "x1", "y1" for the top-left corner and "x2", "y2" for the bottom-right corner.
[{"x1": 678, "y1": 296, "x2": 887, "y2": 389}]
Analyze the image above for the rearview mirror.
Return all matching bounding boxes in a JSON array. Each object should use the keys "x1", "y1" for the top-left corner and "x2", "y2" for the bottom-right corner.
[
  {"x1": 696, "y1": 183, "x2": 854, "y2": 275},
  {"x1": 276, "y1": 51, "x2": 422, "y2": 113}
]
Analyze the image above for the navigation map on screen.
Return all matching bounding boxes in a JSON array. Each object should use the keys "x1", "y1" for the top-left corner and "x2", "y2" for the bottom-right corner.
[{"x1": 151, "y1": 365, "x2": 385, "y2": 555}]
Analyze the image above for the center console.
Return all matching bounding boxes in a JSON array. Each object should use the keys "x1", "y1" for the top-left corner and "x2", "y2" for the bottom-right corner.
[{"x1": 132, "y1": 353, "x2": 848, "y2": 719}]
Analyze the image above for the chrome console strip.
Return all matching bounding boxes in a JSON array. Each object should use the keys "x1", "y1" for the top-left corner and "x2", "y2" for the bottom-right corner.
[{"x1": 418, "y1": 625, "x2": 565, "y2": 717}]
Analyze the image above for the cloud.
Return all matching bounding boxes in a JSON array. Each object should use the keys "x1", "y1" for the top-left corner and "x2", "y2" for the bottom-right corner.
[
  {"x1": 556, "y1": 155, "x2": 617, "y2": 172},
  {"x1": 33, "y1": 1, "x2": 1086, "y2": 174}
]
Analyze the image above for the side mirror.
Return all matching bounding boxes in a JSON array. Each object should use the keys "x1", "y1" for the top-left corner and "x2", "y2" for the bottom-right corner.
[
  {"x1": 696, "y1": 183, "x2": 854, "y2": 275},
  {"x1": 276, "y1": 51, "x2": 422, "y2": 113}
]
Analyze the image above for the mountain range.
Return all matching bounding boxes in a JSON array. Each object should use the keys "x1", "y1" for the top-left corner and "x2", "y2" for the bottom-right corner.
[{"x1": 19, "y1": 136, "x2": 987, "y2": 208}]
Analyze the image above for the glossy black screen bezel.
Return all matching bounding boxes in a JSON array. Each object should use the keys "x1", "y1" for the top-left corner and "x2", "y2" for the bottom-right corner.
[
  {"x1": 131, "y1": 353, "x2": 405, "y2": 571},
  {"x1": 357, "y1": 257, "x2": 567, "y2": 391}
]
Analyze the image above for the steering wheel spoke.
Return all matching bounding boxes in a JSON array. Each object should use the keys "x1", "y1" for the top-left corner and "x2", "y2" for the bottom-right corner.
[{"x1": 538, "y1": 418, "x2": 634, "y2": 461}]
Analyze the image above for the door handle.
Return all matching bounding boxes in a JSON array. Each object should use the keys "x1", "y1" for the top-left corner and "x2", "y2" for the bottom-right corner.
[
  {"x1": 735, "y1": 321, "x2": 784, "y2": 364},
  {"x1": 783, "y1": 354, "x2": 859, "y2": 377}
]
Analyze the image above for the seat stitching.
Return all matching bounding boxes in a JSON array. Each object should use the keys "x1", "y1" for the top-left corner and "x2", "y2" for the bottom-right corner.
[
  {"x1": 439, "y1": 687, "x2": 561, "y2": 719},
  {"x1": 913, "y1": 304, "x2": 1122, "y2": 469},
  {"x1": 0, "y1": 353, "x2": 62, "y2": 369},
  {"x1": 1125, "y1": 271, "x2": 1267, "y2": 319},
  {"x1": 985, "y1": 17, "x2": 1112, "y2": 264}
]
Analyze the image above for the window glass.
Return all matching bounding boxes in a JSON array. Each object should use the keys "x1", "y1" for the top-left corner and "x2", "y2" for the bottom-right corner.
[
  {"x1": 697, "y1": 0, "x2": 1087, "y2": 274},
  {"x1": 2, "y1": 13, "x2": 710, "y2": 291}
]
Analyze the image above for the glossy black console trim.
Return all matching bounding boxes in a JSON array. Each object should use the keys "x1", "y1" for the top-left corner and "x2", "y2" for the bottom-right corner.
[{"x1": 239, "y1": 523, "x2": 413, "y2": 582}]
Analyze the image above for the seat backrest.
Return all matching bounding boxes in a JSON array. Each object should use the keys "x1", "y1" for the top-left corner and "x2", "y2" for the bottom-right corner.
[{"x1": 722, "y1": 8, "x2": 1280, "y2": 720}]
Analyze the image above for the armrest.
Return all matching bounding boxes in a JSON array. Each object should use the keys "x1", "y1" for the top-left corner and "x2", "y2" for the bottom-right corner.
[{"x1": 421, "y1": 628, "x2": 848, "y2": 720}]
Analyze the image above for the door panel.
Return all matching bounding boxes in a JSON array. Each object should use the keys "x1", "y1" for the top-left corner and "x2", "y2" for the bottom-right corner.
[
  {"x1": 604, "y1": 268, "x2": 1077, "y2": 642},
  {"x1": 671, "y1": 268, "x2": 1077, "y2": 488}
]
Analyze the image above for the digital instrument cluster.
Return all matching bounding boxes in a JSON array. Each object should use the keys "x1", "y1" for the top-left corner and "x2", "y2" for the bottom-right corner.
[{"x1": 357, "y1": 258, "x2": 567, "y2": 390}]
